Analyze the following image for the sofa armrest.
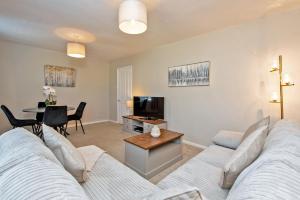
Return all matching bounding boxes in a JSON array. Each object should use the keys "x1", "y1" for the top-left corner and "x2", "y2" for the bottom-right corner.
[{"x1": 212, "y1": 130, "x2": 244, "y2": 150}]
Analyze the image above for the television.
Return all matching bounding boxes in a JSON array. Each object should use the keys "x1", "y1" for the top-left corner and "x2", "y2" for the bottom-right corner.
[{"x1": 133, "y1": 96, "x2": 164, "y2": 120}]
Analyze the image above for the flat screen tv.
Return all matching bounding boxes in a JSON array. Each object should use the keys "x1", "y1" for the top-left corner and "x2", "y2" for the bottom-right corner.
[{"x1": 133, "y1": 96, "x2": 164, "y2": 120}]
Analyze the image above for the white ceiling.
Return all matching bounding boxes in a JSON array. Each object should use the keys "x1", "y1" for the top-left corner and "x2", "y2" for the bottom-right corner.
[{"x1": 1, "y1": 0, "x2": 300, "y2": 61}]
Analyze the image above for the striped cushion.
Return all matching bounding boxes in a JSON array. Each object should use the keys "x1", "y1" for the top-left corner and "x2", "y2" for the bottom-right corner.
[
  {"x1": 220, "y1": 126, "x2": 268, "y2": 189},
  {"x1": 158, "y1": 158, "x2": 228, "y2": 200},
  {"x1": 0, "y1": 128, "x2": 61, "y2": 168},
  {"x1": 0, "y1": 155, "x2": 90, "y2": 200},
  {"x1": 227, "y1": 120, "x2": 300, "y2": 199},
  {"x1": 82, "y1": 153, "x2": 161, "y2": 200},
  {"x1": 144, "y1": 186, "x2": 204, "y2": 200},
  {"x1": 43, "y1": 124, "x2": 87, "y2": 183}
]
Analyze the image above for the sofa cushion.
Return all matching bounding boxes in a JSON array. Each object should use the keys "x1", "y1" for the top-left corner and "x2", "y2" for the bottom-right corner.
[
  {"x1": 77, "y1": 145, "x2": 105, "y2": 171},
  {"x1": 196, "y1": 145, "x2": 234, "y2": 168},
  {"x1": 158, "y1": 158, "x2": 228, "y2": 200},
  {"x1": 220, "y1": 125, "x2": 268, "y2": 189},
  {"x1": 212, "y1": 130, "x2": 243, "y2": 150},
  {"x1": 241, "y1": 116, "x2": 270, "y2": 141},
  {"x1": 144, "y1": 186, "x2": 204, "y2": 200},
  {"x1": 0, "y1": 128, "x2": 61, "y2": 171},
  {"x1": 43, "y1": 124, "x2": 87, "y2": 183},
  {"x1": 226, "y1": 120, "x2": 300, "y2": 200},
  {"x1": 82, "y1": 153, "x2": 161, "y2": 200},
  {"x1": 0, "y1": 155, "x2": 90, "y2": 200}
]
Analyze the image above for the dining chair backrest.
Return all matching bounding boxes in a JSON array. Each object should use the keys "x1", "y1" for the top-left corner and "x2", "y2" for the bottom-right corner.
[
  {"x1": 75, "y1": 102, "x2": 86, "y2": 119},
  {"x1": 38, "y1": 102, "x2": 46, "y2": 108},
  {"x1": 1, "y1": 105, "x2": 18, "y2": 127},
  {"x1": 36, "y1": 102, "x2": 46, "y2": 122},
  {"x1": 43, "y1": 106, "x2": 67, "y2": 127}
]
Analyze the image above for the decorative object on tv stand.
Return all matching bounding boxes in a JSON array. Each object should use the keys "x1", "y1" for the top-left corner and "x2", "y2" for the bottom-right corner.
[
  {"x1": 44, "y1": 65, "x2": 76, "y2": 87},
  {"x1": 151, "y1": 125, "x2": 161, "y2": 138},
  {"x1": 43, "y1": 86, "x2": 57, "y2": 106},
  {"x1": 168, "y1": 61, "x2": 210, "y2": 87},
  {"x1": 119, "y1": 0, "x2": 147, "y2": 35},
  {"x1": 269, "y1": 55, "x2": 295, "y2": 119}
]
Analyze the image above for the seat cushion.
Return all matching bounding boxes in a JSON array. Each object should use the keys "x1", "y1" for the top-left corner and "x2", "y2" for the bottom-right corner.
[
  {"x1": 158, "y1": 157, "x2": 228, "y2": 200},
  {"x1": 144, "y1": 186, "x2": 204, "y2": 200},
  {"x1": 43, "y1": 124, "x2": 87, "y2": 183},
  {"x1": 68, "y1": 114, "x2": 78, "y2": 121},
  {"x1": 18, "y1": 119, "x2": 37, "y2": 126},
  {"x1": 0, "y1": 155, "x2": 90, "y2": 200},
  {"x1": 195, "y1": 145, "x2": 234, "y2": 168},
  {"x1": 82, "y1": 153, "x2": 161, "y2": 200}
]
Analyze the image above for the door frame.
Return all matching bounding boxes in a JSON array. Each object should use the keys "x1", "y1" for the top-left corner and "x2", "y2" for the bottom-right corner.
[{"x1": 117, "y1": 65, "x2": 133, "y2": 124}]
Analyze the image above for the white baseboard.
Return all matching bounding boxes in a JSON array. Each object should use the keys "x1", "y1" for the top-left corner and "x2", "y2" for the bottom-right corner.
[
  {"x1": 67, "y1": 120, "x2": 109, "y2": 128},
  {"x1": 108, "y1": 120, "x2": 120, "y2": 124},
  {"x1": 183, "y1": 139, "x2": 207, "y2": 149}
]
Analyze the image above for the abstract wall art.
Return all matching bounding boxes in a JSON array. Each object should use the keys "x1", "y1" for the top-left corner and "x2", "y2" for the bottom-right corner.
[
  {"x1": 44, "y1": 65, "x2": 76, "y2": 87},
  {"x1": 168, "y1": 61, "x2": 210, "y2": 87}
]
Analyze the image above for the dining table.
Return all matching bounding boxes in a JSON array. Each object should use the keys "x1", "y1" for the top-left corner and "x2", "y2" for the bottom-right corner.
[
  {"x1": 22, "y1": 106, "x2": 75, "y2": 137},
  {"x1": 22, "y1": 106, "x2": 75, "y2": 113}
]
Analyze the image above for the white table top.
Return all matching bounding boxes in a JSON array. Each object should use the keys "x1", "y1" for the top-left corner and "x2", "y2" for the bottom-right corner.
[{"x1": 23, "y1": 106, "x2": 75, "y2": 113}]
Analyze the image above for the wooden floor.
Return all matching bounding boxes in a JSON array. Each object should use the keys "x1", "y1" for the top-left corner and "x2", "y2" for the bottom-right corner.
[{"x1": 68, "y1": 122, "x2": 202, "y2": 184}]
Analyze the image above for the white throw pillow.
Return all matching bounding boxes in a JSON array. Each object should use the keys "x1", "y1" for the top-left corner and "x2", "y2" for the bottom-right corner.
[
  {"x1": 241, "y1": 116, "x2": 270, "y2": 141},
  {"x1": 42, "y1": 124, "x2": 87, "y2": 183},
  {"x1": 219, "y1": 125, "x2": 268, "y2": 189}
]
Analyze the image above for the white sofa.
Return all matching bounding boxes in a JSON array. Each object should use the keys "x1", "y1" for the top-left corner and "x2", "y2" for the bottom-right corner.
[{"x1": 1, "y1": 120, "x2": 300, "y2": 200}]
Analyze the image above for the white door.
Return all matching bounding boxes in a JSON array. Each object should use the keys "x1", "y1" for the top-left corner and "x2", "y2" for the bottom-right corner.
[{"x1": 117, "y1": 65, "x2": 132, "y2": 123}]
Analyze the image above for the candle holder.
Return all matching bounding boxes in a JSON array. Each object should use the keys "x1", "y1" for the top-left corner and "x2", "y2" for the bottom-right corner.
[{"x1": 269, "y1": 55, "x2": 294, "y2": 119}]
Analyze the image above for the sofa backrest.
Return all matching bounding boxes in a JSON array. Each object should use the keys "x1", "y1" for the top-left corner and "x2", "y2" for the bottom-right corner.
[
  {"x1": 226, "y1": 120, "x2": 300, "y2": 200},
  {"x1": 0, "y1": 128, "x2": 61, "y2": 171},
  {"x1": 0, "y1": 128, "x2": 90, "y2": 200}
]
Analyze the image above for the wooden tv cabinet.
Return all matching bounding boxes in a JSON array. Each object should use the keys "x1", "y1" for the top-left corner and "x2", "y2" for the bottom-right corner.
[{"x1": 122, "y1": 115, "x2": 167, "y2": 134}]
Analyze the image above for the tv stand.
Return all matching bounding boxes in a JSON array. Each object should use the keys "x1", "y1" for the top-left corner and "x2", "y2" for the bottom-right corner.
[
  {"x1": 143, "y1": 116, "x2": 157, "y2": 120},
  {"x1": 122, "y1": 115, "x2": 167, "y2": 134}
]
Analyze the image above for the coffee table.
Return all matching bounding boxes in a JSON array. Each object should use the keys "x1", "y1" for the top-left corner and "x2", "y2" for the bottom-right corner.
[{"x1": 124, "y1": 129, "x2": 184, "y2": 179}]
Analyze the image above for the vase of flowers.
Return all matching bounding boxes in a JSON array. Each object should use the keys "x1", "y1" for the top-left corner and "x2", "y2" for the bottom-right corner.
[{"x1": 43, "y1": 86, "x2": 57, "y2": 106}]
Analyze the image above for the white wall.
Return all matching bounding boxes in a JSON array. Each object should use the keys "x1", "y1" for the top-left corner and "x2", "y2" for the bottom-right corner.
[
  {"x1": 110, "y1": 8, "x2": 300, "y2": 146},
  {"x1": 0, "y1": 40, "x2": 110, "y2": 133}
]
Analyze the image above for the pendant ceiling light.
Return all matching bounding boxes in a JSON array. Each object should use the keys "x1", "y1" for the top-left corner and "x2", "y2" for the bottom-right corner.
[
  {"x1": 67, "y1": 42, "x2": 86, "y2": 58},
  {"x1": 119, "y1": 0, "x2": 147, "y2": 34}
]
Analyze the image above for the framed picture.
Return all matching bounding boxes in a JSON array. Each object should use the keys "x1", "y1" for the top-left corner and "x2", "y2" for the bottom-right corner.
[
  {"x1": 44, "y1": 65, "x2": 76, "y2": 87},
  {"x1": 168, "y1": 61, "x2": 210, "y2": 87}
]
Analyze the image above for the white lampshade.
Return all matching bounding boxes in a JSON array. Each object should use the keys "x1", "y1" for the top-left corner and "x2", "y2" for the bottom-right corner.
[
  {"x1": 119, "y1": 0, "x2": 147, "y2": 34},
  {"x1": 67, "y1": 43, "x2": 86, "y2": 58}
]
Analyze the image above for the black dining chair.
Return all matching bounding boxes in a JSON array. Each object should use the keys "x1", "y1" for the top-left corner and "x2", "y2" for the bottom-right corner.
[
  {"x1": 1, "y1": 105, "x2": 38, "y2": 134},
  {"x1": 36, "y1": 102, "x2": 46, "y2": 123},
  {"x1": 43, "y1": 106, "x2": 68, "y2": 137},
  {"x1": 67, "y1": 102, "x2": 86, "y2": 134},
  {"x1": 35, "y1": 102, "x2": 46, "y2": 134}
]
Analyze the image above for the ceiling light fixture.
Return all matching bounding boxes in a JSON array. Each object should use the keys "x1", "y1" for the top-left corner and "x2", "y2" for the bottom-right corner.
[
  {"x1": 67, "y1": 42, "x2": 86, "y2": 58},
  {"x1": 119, "y1": 0, "x2": 147, "y2": 35}
]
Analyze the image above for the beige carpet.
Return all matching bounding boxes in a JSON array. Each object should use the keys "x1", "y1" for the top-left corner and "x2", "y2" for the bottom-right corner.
[{"x1": 68, "y1": 122, "x2": 202, "y2": 184}]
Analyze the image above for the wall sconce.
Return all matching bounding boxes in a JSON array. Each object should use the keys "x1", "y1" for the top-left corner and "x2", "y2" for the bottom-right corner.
[
  {"x1": 270, "y1": 92, "x2": 280, "y2": 103},
  {"x1": 269, "y1": 55, "x2": 294, "y2": 119}
]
